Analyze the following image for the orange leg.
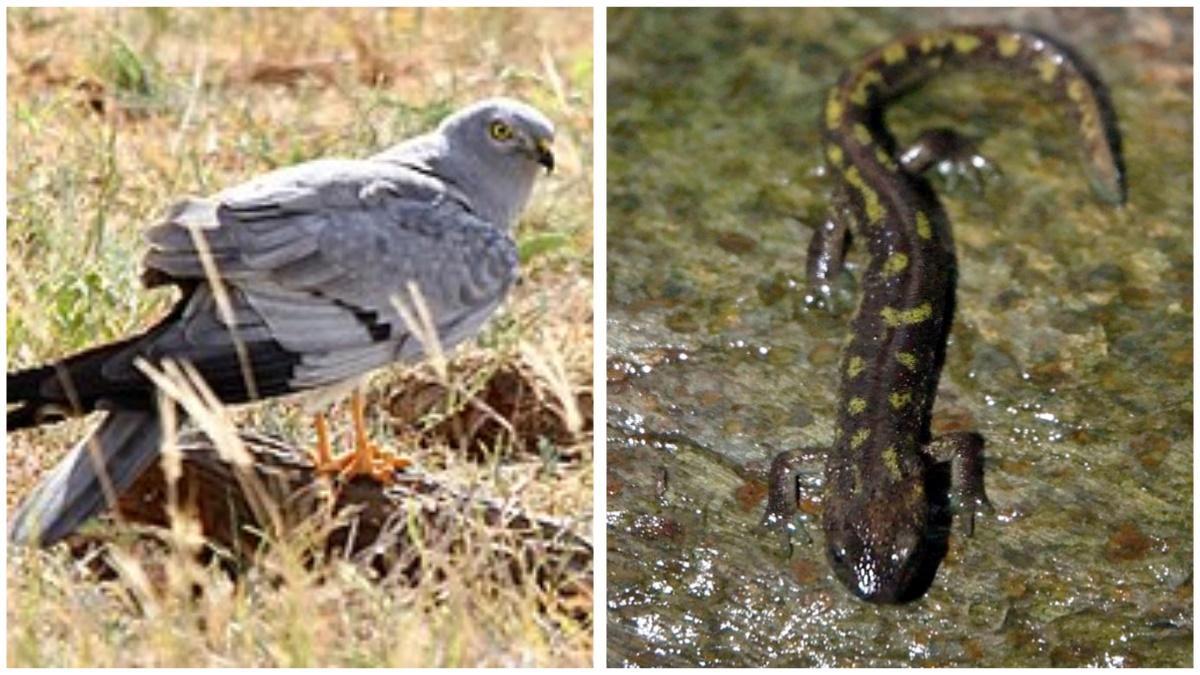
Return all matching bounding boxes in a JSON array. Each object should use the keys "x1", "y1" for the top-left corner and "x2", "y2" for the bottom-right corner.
[
  {"x1": 343, "y1": 389, "x2": 411, "y2": 482},
  {"x1": 311, "y1": 412, "x2": 335, "y2": 469},
  {"x1": 309, "y1": 391, "x2": 410, "y2": 483},
  {"x1": 347, "y1": 389, "x2": 377, "y2": 473}
]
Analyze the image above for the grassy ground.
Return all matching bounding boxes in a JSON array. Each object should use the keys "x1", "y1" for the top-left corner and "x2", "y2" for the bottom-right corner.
[{"x1": 6, "y1": 7, "x2": 593, "y2": 667}]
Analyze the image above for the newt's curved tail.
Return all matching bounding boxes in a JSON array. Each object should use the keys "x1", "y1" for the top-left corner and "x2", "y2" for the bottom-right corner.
[{"x1": 823, "y1": 26, "x2": 1125, "y2": 204}]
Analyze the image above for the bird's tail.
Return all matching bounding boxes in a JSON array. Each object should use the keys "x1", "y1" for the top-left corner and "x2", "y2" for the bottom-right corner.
[
  {"x1": 9, "y1": 410, "x2": 165, "y2": 547},
  {"x1": 7, "y1": 333, "x2": 156, "y2": 432},
  {"x1": 7, "y1": 365, "x2": 55, "y2": 428}
]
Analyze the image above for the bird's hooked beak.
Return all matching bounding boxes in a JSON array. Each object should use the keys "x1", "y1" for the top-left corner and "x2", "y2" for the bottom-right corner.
[{"x1": 534, "y1": 138, "x2": 555, "y2": 173}]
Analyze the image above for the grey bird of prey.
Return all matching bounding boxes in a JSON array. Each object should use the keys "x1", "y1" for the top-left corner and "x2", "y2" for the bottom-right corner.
[{"x1": 8, "y1": 97, "x2": 555, "y2": 546}]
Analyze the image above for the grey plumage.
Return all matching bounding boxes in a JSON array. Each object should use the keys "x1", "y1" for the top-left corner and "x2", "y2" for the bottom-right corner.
[
  {"x1": 9, "y1": 97, "x2": 555, "y2": 546},
  {"x1": 10, "y1": 411, "x2": 165, "y2": 546}
]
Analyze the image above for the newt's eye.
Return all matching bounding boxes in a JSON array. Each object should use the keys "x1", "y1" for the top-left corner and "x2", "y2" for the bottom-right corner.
[{"x1": 489, "y1": 121, "x2": 513, "y2": 141}]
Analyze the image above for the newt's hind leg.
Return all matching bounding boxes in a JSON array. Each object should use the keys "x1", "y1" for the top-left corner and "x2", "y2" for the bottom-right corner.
[
  {"x1": 900, "y1": 128, "x2": 1002, "y2": 193},
  {"x1": 805, "y1": 183, "x2": 857, "y2": 310},
  {"x1": 923, "y1": 431, "x2": 994, "y2": 536}
]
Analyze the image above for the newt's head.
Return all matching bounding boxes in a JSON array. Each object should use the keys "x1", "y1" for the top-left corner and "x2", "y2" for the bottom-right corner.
[{"x1": 823, "y1": 461, "x2": 929, "y2": 604}]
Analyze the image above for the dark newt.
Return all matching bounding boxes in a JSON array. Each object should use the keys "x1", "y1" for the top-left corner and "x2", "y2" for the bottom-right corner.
[{"x1": 764, "y1": 26, "x2": 1125, "y2": 604}]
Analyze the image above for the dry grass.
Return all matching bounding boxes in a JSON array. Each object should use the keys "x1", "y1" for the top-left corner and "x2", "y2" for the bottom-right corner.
[{"x1": 6, "y1": 7, "x2": 593, "y2": 667}]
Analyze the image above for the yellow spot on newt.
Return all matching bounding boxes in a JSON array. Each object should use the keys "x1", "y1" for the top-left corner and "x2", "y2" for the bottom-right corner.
[
  {"x1": 997, "y1": 33, "x2": 1021, "y2": 58},
  {"x1": 919, "y1": 33, "x2": 950, "y2": 54},
  {"x1": 952, "y1": 33, "x2": 982, "y2": 54},
  {"x1": 1067, "y1": 78, "x2": 1087, "y2": 103},
  {"x1": 850, "y1": 69, "x2": 883, "y2": 106},
  {"x1": 889, "y1": 390, "x2": 912, "y2": 410},
  {"x1": 825, "y1": 96, "x2": 843, "y2": 130},
  {"x1": 882, "y1": 252, "x2": 909, "y2": 275},
  {"x1": 1079, "y1": 105, "x2": 1099, "y2": 140},
  {"x1": 827, "y1": 144, "x2": 843, "y2": 167},
  {"x1": 882, "y1": 41, "x2": 907, "y2": 65},
  {"x1": 896, "y1": 351, "x2": 918, "y2": 371},
  {"x1": 881, "y1": 446, "x2": 902, "y2": 479},
  {"x1": 874, "y1": 146, "x2": 897, "y2": 170},
  {"x1": 847, "y1": 355, "x2": 865, "y2": 378},
  {"x1": 896, "y1": 473, "x2": 925, "y2": 506},
  {"x1": 853, "y1": 123, "x2": 873, "y2": 146},
  {"x1": 850, "y1": 428, "x2": 870, "y2": 449},
  {"x1": 915, "y1": 210, "x2": 932, "y2": 239},
  {"x1": 1037, "y1": 55, "x2": 1059, "y2": 83},
  {"x1": 881, "y1": 302, "x2": 933, "y2": 327},
  {"x1": 848, "y1": 397, "x2": 867, "y2": 415},
  {"x1": 1067, "y1": 79, "x2": 1102, "y2": 140},
  {"x1": 844, "y1": 167, "x2": 885, "y2": 225}
]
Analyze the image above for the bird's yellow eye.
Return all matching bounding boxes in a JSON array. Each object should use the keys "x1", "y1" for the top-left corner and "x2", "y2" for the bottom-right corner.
[{"x1": 489, "y1": 120, "x2": 513, "y2": 141}]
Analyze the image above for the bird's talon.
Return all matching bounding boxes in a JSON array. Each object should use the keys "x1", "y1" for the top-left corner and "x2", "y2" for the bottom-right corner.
[{"x1": 335, "y1": 446, "x2": 411, "y2": 485}]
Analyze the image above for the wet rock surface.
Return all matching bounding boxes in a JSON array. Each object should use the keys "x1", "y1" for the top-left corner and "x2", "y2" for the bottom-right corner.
[{"x1": 607, "y1": 7, "x2": 1192, "y2": 667}]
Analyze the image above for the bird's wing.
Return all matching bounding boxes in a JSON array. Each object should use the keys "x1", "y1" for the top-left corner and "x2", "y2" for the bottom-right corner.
[{"x1": 143, "y1": 158, "x2": 519, "y2": 390}]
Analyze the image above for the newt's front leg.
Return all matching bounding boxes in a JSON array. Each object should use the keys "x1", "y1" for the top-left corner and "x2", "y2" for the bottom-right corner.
[
  {"x1": 763, "y1": 448, "x2": 821, "y2": 553},
  {"x1": 922, "y1": 431, "x2": 994, "y2": 536}
]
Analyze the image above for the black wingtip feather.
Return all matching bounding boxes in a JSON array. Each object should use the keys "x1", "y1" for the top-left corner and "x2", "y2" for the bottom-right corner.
[{"x1": 8, "y1": 365, "x2": 57, "y2": 431}]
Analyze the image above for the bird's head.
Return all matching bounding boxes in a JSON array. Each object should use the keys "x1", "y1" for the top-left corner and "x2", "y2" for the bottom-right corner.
[
  {"x1": 440, "y1": 97, "x2": 556, "y2": 175},
  {"x1": 430, "y1": 97, "x2": 556, "y2": 229}
]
